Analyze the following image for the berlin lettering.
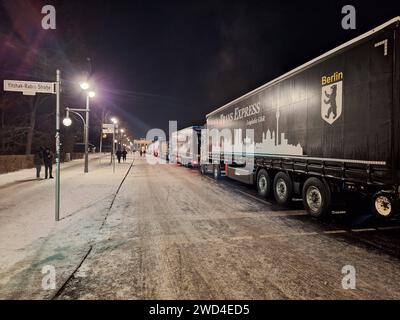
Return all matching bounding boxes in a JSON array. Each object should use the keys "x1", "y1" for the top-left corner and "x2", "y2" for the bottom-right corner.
[{"x1": 321, "y1": 72, "x2": 343, "y2": 86}]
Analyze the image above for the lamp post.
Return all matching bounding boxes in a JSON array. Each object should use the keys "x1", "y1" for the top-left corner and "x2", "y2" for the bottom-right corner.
[
  {"x1": 63, "y1": 86, "x2": 95, "y2": 173},
  {"x1": 80, "y1": 82, "x2": 95, "y2": 173},
  {"x1": 119, "y1": 128, "x2": 125, "y2": 150},
  {"x1": 100, "y1": 110, "x2": 111, "y2": 154},
  {"x1": 111, "y1": 117, "x2": 118, "y2": 173},
  {"x1": 63, "y1": 107, "x2": 89, "y2": 173}
]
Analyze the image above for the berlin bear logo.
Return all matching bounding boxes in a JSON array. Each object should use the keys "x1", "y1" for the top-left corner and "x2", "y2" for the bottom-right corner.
[
  {"x1": 324, "y1": 84, "x2": 338, "y2": 119},
  {"x1": 321, "y1": 80, "x2": 343, "y2": 125}
]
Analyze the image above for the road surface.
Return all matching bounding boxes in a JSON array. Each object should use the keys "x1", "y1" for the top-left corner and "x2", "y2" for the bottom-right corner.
[
  {"x1": 2, "y1": 154, "x2": 400, "y2": 299},
  {"x1": 50, "y1": 156, "x2": 400, "y2": 300}
]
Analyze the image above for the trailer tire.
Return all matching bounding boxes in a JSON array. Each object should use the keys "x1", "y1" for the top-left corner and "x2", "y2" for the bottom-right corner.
[
  {"x1": 200, "y1": 165, "x2": 207, "y2": 175},
  {"x1": 213, "y1": 164, "x2": 221, "y2": 180},
  {"x1": 257, "y1": 169, "x2": 272, "y2": 198},
  {"x1": 273, "y1": 172, "x2": 293, "y2": 206},
  {"x1": 372, "y1": 192, "x2": 395, "y2": 220},
  {"x1": 302, "y1": 178, "x2": 331, "y2": 219}
]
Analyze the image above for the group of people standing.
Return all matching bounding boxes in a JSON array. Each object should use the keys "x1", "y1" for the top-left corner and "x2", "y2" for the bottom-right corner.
[
  {"x1": 34, "y1": 147, "x2": 54, "y2": 180},
  {"x1": 116, "y1": 148, "x2": 128, "y2": 163}
]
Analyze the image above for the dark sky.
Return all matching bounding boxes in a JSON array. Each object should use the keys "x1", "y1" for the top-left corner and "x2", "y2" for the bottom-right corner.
[{"x1": 2, "y1": 0, "x2": 400, "y2": 138}]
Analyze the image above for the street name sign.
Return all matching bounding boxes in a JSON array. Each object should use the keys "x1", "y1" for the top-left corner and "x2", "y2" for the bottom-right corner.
[
  {"x1": 4, "y1": 80, "x2": 56, "y2": 96},
  {"x1": 103, "y1": 123, "x2": 115, "y2": 134}
]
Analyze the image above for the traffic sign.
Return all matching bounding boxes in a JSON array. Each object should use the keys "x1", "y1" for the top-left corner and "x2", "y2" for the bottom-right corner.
[
  {"x1": 4, "y1": 80, "x2": 56, "y2": 95},
  {"x1": 103, "y1": 123, "x2": 114, "y2": 134}
]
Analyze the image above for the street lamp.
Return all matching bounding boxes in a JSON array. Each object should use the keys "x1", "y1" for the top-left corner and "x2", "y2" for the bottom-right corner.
[
  {"x1": 109, "y1": 117, "x2": 119, "y2": 172},
  {"x1": 119, "y1": 129, "x2": 125, "y2": 150},
  {"x1": 63, "y1": 117, "x2": 72, "y2": 127},
  {"x1": 80, "y1": 82, "x2": 90, "y2": 90},
  {"x1": 81, "y1": 84, "x2": 96, "y2": 173},
  {"x1": 63, "y1": 107, "x2": 89, "y2": 173},
  {"x1": 63, "y1": 83, "x2": 96, "y2": 173}
]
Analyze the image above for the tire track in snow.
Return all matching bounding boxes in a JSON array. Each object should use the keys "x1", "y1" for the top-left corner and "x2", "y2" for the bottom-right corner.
[{"x1": 52, "y1": 159, "x2": 135, "y2": 300}]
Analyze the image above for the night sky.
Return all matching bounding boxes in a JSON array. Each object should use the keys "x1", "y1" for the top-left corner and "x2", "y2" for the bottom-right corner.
[{"x1": 2, "y1": 0, "x2": 400, "y2": 138}]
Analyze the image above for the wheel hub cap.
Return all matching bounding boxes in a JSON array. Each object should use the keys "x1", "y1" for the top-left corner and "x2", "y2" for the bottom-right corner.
[
  {"x1": 375, "y1": 196, "x2": 392, "y2": 217},
  {"x1": 276, "y1": 179, "x2": 287, "y2": 199},
  {"x1": 259, "y1": 176, "x2": 267, "y2": 191},
  {"x1": 307, "y1": 187, "x2": 322, "y2": 213}
]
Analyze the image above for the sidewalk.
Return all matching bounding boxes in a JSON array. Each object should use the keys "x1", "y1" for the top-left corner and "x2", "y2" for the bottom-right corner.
[
  {"x1": 0, "y1": 153, "x2": 105, "y2": 189},
  {"x1": 0, "y1": 154, "x2": 135, "y2": 299}
]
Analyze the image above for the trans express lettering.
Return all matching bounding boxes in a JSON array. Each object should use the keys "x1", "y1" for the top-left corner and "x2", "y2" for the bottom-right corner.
[{"x1": 219, "y1": 102, "x2": 261, "y2": 124}]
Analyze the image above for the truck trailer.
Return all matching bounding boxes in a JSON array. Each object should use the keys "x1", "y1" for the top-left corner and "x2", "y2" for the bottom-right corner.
[
  {"x1": 201, "y1": 17, "x2": 400, "y2": 219},
  {"x1": 170, "y1": 126, "x2": 202, "y2": 167}
]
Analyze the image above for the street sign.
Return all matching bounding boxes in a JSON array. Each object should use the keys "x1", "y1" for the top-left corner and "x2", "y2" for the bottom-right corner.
[
  {"x1": 103, "y1": 123, "x2": 114, "y2": 134},
  {"x1": 4, "y1": 80, "x2": 56, "y2": 96},
  {"x1": 3, "y1": 73, "x2": 61, "y2": 222}
]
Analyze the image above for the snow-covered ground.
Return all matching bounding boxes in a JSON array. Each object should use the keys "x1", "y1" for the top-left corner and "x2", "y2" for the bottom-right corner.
[
  {"x1": 0, "y1": 154, "x2": 134, "y2": 299},
  {"x1": 0, "y1": 154, "x2": 103, "y2": 188},
  {"x1": 2, "y1": 154, "x2": 400, "y2": 300}
]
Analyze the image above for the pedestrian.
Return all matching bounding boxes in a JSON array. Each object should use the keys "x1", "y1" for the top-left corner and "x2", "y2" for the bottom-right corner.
[
  {"x1": 43, "y1": 147, "x2": 54, "y2": 179},
  {"x1": 122, "y1": 148, "x2": 127, "y2": 162},
  {"x1": 141, "y1": 146, "x2": 145, "y2": 157},
  {"x1": 116, "y1": 149, "x2": 122, "y2": 163},
  {"x1": 34, "y1": 147, "x2": 43, "y2": 179}
]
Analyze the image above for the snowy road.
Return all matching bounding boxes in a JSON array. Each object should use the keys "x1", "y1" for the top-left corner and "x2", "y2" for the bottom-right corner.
[
  {"x1": 2, "y1": 155, "x2": 400, "y2": 299},
  {"x1": 48, "y1": 156, "x2": 400, "y2": 300}
]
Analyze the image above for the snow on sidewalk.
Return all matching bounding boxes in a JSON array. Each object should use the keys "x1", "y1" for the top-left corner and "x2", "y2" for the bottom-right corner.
[
  {"x1": 0, "y1": 153, "x2": 104, "y2": 189},
  {"x1": 0, "y1": 154, "x2": 135, "y2": 299}
]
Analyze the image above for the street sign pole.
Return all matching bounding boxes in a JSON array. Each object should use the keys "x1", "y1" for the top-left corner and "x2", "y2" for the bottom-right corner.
[
  {"x1": 55, "y1": 69, "x2": 61, "y2": 222},
  {"x1": 4, "y1": 75, "x2": 61, "y2": 222}
]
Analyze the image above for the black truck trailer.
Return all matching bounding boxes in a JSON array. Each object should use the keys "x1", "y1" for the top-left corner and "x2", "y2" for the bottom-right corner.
[{"x1": 201, "y1": 17, "x2": 400, "y2": 219}]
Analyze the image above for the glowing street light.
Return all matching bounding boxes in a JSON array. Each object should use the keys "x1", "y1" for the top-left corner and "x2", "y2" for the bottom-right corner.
[
  {"x1": 80, "y1": 82, "x2": 90, "y2": 90},
  {"x1": 63, "y1": 117, "x2": 72, "y2": 127},
  {"x1": 88, "y1": 91, "x2": 96, "y2": 98}
]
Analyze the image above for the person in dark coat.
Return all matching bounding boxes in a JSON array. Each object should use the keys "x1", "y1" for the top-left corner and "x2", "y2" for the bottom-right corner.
[
  {"x1": 34, "y1": 147, "x2": 43, "y2": 179},
  {"x1": 122, "y1": 148, "x2": 127, "y2": 162},
  {"x1": 116, "y1": 149, "x2": 122, "y2": 163},
  {"x1": 43, "y1": 147, "x2": 54, "y2": 179}
]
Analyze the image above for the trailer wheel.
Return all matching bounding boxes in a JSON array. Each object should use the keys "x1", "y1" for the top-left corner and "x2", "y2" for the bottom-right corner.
[
  {"x1": 213, "y1": 164, "x2": 221, "y2": 180},
  {"x1": 273, "y1": 172, "x2": 293, "y2": 206},
  {"x1": 200, "y1": 165, "x2": 207, "y2": 175},
  {"x1": 302, "y1": 178, "x2": 331, "y2": 218},
  {"x1": 257, "y1": 169, "x2": 272, "y2": 198},
  {"x1": 372, "y1": 192, "x2": 395, "y2": 219}
]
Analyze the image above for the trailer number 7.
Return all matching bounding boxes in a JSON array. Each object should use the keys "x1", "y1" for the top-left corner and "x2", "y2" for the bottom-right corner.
[{"x1": 375, "y1": 39, "x2": 388, "y2": 56}]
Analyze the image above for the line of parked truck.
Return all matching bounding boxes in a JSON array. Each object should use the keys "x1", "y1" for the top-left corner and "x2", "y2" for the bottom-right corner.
[{"x1": 148, "y1": 17, "x2": 400, "y2": 220}]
